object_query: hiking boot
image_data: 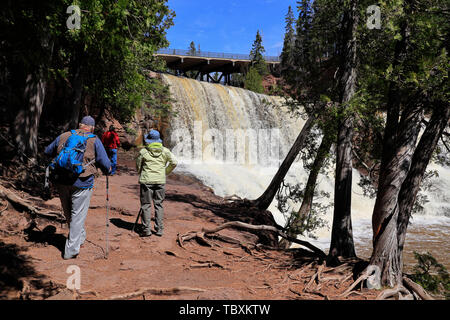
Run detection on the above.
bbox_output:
[63,253,79,260]
[154,230,163,237]
[139,232,152,238]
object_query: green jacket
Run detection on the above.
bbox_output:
[136,142,177,184]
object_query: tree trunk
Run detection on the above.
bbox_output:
[252,116,314,210]
[368,104,424,287]
[396,104,450,270]
[365,11,425,287]
[329,114,356,259]
[328,0,358,262]
[13,71,47,160]
[12,33,53,161]
[279,133,332,248]
[65,63,84,131]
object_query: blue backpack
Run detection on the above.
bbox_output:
[50,130,96,176]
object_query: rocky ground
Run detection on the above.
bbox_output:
[0,150,380,301]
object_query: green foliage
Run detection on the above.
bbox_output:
[412,170,439,214]
[230,73,244,88]
[410,251,450,299]
[249,30,269,76]
[280,5,296,78]
[244,67,264,93]
[1,0,175,124]
[275,181,330,239]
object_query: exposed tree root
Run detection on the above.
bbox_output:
[189,260,226,269]
[0,185,65,222]
[107,287,206,300]
[223,194,245,203]
[304,264,324,292]
[402,276,434,300]
[338,268,370,298]
[177,221,326,258]
[0,200,8,215]
[376,284,413,300]
[339,266,436,300]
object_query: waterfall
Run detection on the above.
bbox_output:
[161,74,450,266]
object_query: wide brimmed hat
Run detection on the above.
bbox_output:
[144,129,162,144]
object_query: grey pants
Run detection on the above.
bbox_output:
[57,184,93,258]
[140,184,165,235]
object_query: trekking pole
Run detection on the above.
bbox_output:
[105,175,109,259]
[132,208,142,233]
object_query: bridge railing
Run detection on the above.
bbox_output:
[156,48,280,62]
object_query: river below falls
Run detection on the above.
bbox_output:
[305,217,450,272]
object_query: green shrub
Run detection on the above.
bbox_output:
[410,251,449,299]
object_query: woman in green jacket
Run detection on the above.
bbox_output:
[136,130,177,237]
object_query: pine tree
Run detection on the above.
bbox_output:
[293,0,313,74]
[280,6,296,81]
[188,41,196,55]
[186,41,198,79]
[244,66,264,93]
[249,30,269,76]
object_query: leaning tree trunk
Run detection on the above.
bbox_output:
[366,14,420,287]
[279,133,332,248]
[253,116,314,210]
[396,104,450,271]
[328,0,358,262]
[368,104,424,287]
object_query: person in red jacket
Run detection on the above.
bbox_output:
[101,125,121,175]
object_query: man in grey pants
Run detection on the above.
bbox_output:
[136,130,177,237]
[45,116,111,259]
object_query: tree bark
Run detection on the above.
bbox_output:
[396,104,450,269]
[328,0,359,261]
[13,71,47,160]
[65,62,84,131]
[368,104,424,286]
[280,133,332,248]
[252,116,314,210]
[12,32,53,160]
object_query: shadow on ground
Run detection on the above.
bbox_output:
[0,241,61,299]
[24,225,66,255]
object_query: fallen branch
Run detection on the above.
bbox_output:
[402,276,435,300]
[178,221,326,258]
[0,186,65,222]
[107,287,206,300]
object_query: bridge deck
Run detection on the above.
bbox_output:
[155,48,280,75]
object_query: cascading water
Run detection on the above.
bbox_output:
[161,74,450,269]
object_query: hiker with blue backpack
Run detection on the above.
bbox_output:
[44,116,111,260]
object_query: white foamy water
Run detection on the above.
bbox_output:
[162,74,450,268]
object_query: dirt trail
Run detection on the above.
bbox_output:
[0,150,378,300]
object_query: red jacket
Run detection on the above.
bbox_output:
[101,130,121,149]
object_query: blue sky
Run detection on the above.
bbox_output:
[165,0,297,57]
